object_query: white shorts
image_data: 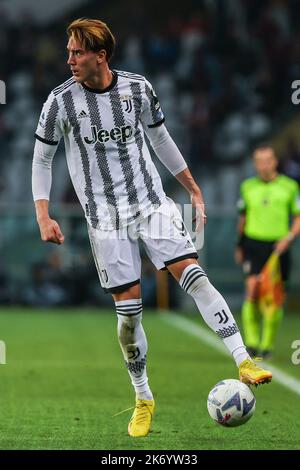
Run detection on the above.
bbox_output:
[88,197,198,293]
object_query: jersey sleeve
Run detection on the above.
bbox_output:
[34,91,63,146]
[144,124,187,176]
[32,139,56,201]
[290,182,300,215]
[141,78,165,128]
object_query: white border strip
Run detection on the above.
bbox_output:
[162,313,300,396]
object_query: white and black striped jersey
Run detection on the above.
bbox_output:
[34,70,168,230]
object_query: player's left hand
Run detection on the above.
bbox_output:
[191,191,207,232]
[275,237,291,255]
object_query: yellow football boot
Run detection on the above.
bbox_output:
[239,359,272,385]
[128,399,155,437]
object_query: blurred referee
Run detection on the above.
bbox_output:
[236,144,300,358]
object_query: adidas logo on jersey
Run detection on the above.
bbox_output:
[84,124,134,145]
[78,110,88,119]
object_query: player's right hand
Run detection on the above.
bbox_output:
[38,217,65,245]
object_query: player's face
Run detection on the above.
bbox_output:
[67,38,101,84]
[253,149,278,179]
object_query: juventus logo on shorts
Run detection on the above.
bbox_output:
[100,269,108,284]
[121,95,133,113]
[173,219,187,237]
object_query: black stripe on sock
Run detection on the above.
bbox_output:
[181,267,200,290]
[116,303,142,309]
[116,305,142,312]
[116,310,143,317]
[184,273,206,293]
[182,267,205,290]
[116,306,143,313]
[116,304,142,310]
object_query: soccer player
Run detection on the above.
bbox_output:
[236,144,300,358]
[32,18,272,438]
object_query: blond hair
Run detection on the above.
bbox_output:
[67,18,116,62]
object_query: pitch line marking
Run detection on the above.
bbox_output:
[161,312,300,396]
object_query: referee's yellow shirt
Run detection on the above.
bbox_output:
[237,175,300,241]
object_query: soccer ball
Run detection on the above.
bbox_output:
[207,379,256,427]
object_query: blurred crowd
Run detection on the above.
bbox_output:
[1,0,300,306]
[1,0,300,203]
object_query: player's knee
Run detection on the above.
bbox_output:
[180,264,211,295]
[119,313,141,329]
[117,313,142,344]
[189,275,215,297]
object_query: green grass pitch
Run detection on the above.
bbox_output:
[0,308,299,450]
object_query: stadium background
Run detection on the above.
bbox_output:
[1,0,300,309]
[0,0,300,451]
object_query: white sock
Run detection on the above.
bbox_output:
[180,265,250,367]
[232,347,251,367]
[115,299,153,401]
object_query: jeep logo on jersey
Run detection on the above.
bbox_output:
[84,125,133,145]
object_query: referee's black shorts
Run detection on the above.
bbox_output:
[240,236,291,281]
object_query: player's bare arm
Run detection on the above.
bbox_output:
[35,199,65,245]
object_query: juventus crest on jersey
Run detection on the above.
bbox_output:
[35,70,167,230]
